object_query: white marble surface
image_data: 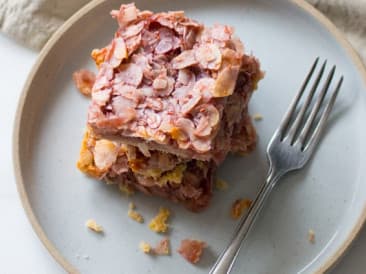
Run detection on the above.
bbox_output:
[1,33,365,274]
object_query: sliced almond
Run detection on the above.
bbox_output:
[213,65,240,97]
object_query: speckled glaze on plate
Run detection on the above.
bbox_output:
[13,0,366,273]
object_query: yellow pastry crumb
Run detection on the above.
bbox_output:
[132,165,164,179]
[308,229,315,244]
[148,207,171,233]
[139,241,152,253]
[127,202,144,223]
[231,199,252,220]
[128,210,144,223]
[156,164,186,186]
[119,184,135,196]
[85,219,103,233]
[253,113,263,121]
[215,178,228,190]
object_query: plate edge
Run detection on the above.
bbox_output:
[12,0,366,273]
[289,2,366,273]
[12,0,107,273]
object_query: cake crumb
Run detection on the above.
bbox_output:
[215,178,228,190]
[85,219,103,233]
[149,207,171,233]
[73,69,95,96]
[128,203,144,223]
[308,229,315,244]
[139,238,170,256]
[139,241,152,254]
[178,239,207,264]
[253,113,263,121]
[129,202,136,210]
[153,238,170,255]
[231,199,252,220]
[119,183,135,196]
[104,177,115,185]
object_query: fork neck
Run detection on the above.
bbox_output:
[266,167,285,187]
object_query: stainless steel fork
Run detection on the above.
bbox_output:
[210,58,344,274]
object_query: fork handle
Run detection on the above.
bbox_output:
[209,170,283,274]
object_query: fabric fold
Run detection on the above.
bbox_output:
[308,0,366,61]
[0,0,89,50]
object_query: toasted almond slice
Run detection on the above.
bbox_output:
[195,43,222,70]
[181,95,202,115]
[93,140,118,170]
[213,65,240,97]
[171,50,197,69]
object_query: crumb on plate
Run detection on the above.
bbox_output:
[153,238,170,255]
[72,69,95,96]
[253,113,263,121]
[128,203,144,223]
[231,199,252,220]
[149,207,171,233]
[215,178,228,190]
[119,183,135,196]
[104,177,115,185]
[178,239,207,264]
[139,238,170,256]
[129,202,136,210]
[139,241,152,254]
[85,219,103,233]
[308,229,315,244]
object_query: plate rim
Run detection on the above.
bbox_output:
[12,0,366,273]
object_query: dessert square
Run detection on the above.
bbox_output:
[87,3,263,164]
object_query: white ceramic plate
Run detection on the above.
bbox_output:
[14,0,366,273]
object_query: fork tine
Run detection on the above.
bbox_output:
[278,57,319,139]
[303,76,343,151]
[287,60,327,144]
[297,65,336,146]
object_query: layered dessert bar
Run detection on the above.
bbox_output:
[78,127,213,211]
[87,3,262,163]
[77,3,263,211]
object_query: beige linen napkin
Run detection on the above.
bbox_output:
[0,0,89,49]
[0,0,365,62]
[308,0,366,61]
